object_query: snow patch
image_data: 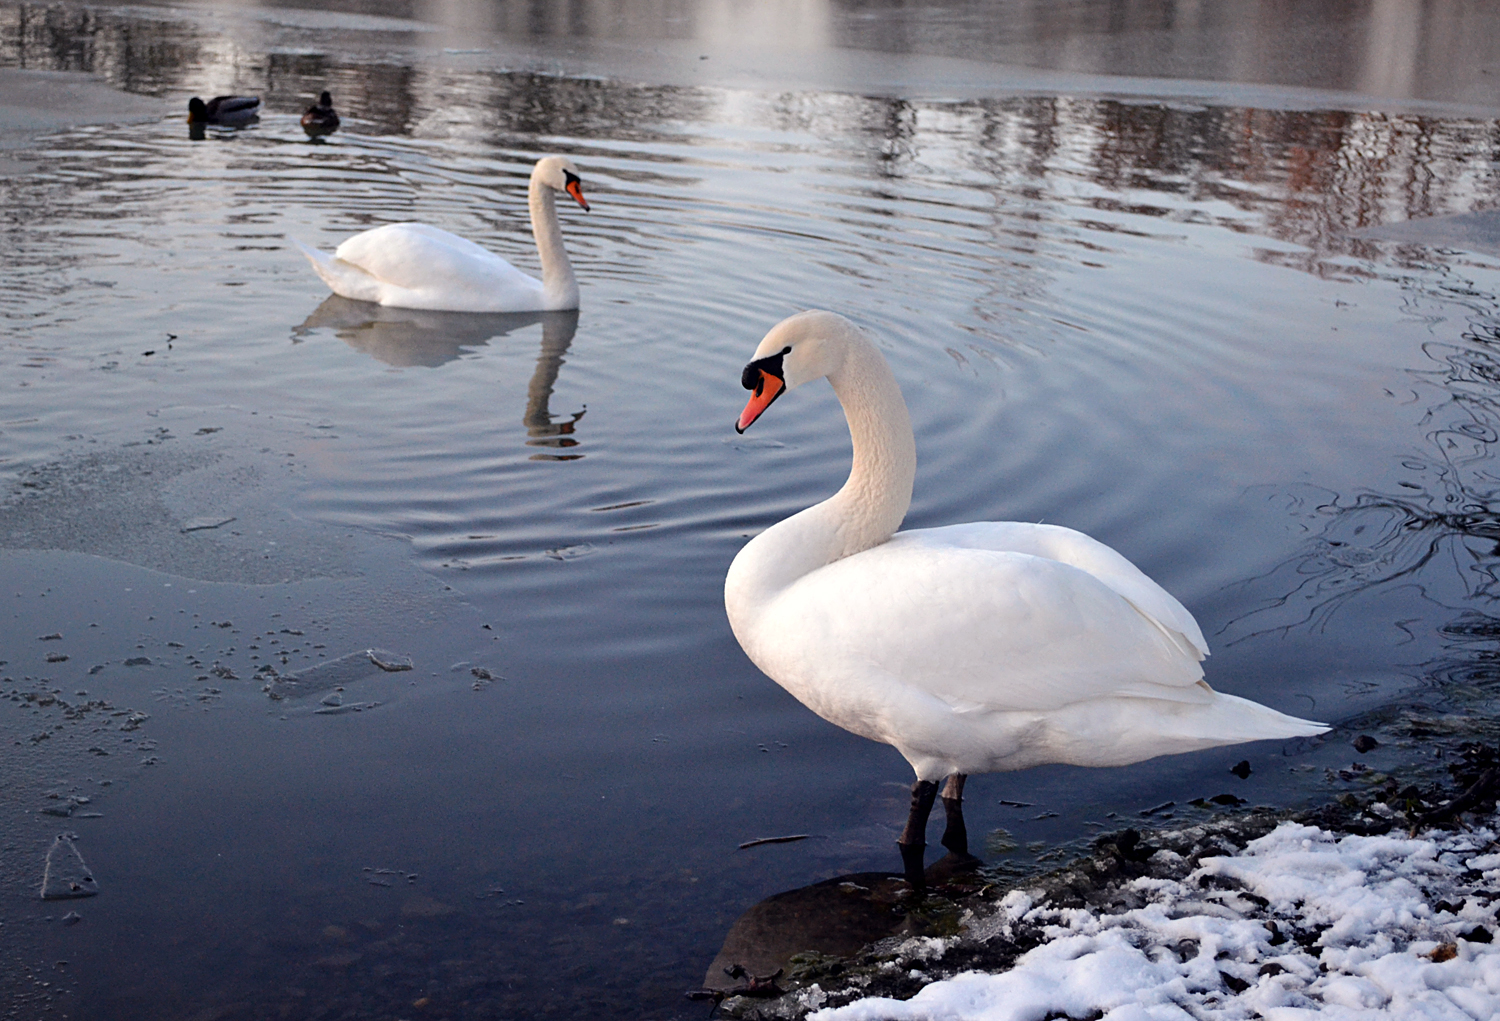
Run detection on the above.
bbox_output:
[812,819,1500,1021]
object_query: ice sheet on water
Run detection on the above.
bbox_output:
[1352,210,1500,257]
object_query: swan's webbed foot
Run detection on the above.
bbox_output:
[897,779,939,891]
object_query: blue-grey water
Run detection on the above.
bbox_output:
[3,2,1500,1018]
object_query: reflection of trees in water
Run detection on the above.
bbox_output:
[458,70,712,143]
[989,98,1500,266]
[826,0,1500,102]
[0,2,206,93]
[263,51,421,136]
[0,3,714,137]
[5,1,1496,251]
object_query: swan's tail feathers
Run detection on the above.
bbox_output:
[1209,692,1329,742]
[1051,692,1330,769]
[290,237,381,304]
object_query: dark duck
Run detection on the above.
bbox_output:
[186,95,261,126]
[301,91,340,137]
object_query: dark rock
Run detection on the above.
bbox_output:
[1462,925,1493,944]
[701,872,914,993]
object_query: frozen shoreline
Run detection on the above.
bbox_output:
[714,753,1500,1020]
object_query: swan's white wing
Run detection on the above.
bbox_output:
[896,521,1209,660]
[293,237,388,303]
[332,223,545,309]
[757,540,1209,716]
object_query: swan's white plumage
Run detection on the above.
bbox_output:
[725,310,1326,782]
[294,156,586,313]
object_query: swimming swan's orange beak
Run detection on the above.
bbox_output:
[736,371,785,433]
[566,179,590,211]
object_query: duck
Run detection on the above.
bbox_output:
[725,310,1329,890]
[301,90,339,137]
[292,156,589,312]
[186,95,261,125]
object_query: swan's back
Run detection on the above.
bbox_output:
[897,521,1208,659]
[331,223,544,311]
[745,523,1210,720]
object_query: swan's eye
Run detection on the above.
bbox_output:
[742,346,791,392]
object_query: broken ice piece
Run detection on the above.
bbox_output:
[180,516,236,533]
[62,911,82,925]
[42,835,99,899]
[366,649,412,672]
[265,650,405,700]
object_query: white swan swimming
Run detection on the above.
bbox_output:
[725,310,1328,887]
[293,156,589,312]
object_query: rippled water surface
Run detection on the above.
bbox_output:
[3,2,1500,1018]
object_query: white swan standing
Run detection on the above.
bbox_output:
[725,310,1328,888]
[293,156,589,312]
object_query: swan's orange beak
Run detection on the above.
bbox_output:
[737,371,784,433]
[566,179,590,211]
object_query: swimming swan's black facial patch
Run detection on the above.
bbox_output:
[741,346,792,394]
[561,169,590,211]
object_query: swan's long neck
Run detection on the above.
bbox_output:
[823,334,916,561]
[528,178,578,311]
[728,327,916,615]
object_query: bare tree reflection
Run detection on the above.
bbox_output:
[293,299,585,458]
[1224,309,1500,655]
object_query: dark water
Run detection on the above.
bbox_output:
[2,2,1500,1018]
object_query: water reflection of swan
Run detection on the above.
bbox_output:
[292,300,584,455]
[292,156,590,312]
[727,311,1327,890]
[520,311,586,459]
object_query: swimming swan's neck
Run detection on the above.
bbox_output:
[529,178,578,311]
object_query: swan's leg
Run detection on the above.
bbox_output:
[897,779,939,889]
[939,774,969,856]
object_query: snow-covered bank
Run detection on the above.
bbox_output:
[712,751,1500,1021]
[811,820,1500,1020]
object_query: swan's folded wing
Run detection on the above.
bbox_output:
[334,223,539,295]
[763,542,1210,715]
[895,522,1209,660]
